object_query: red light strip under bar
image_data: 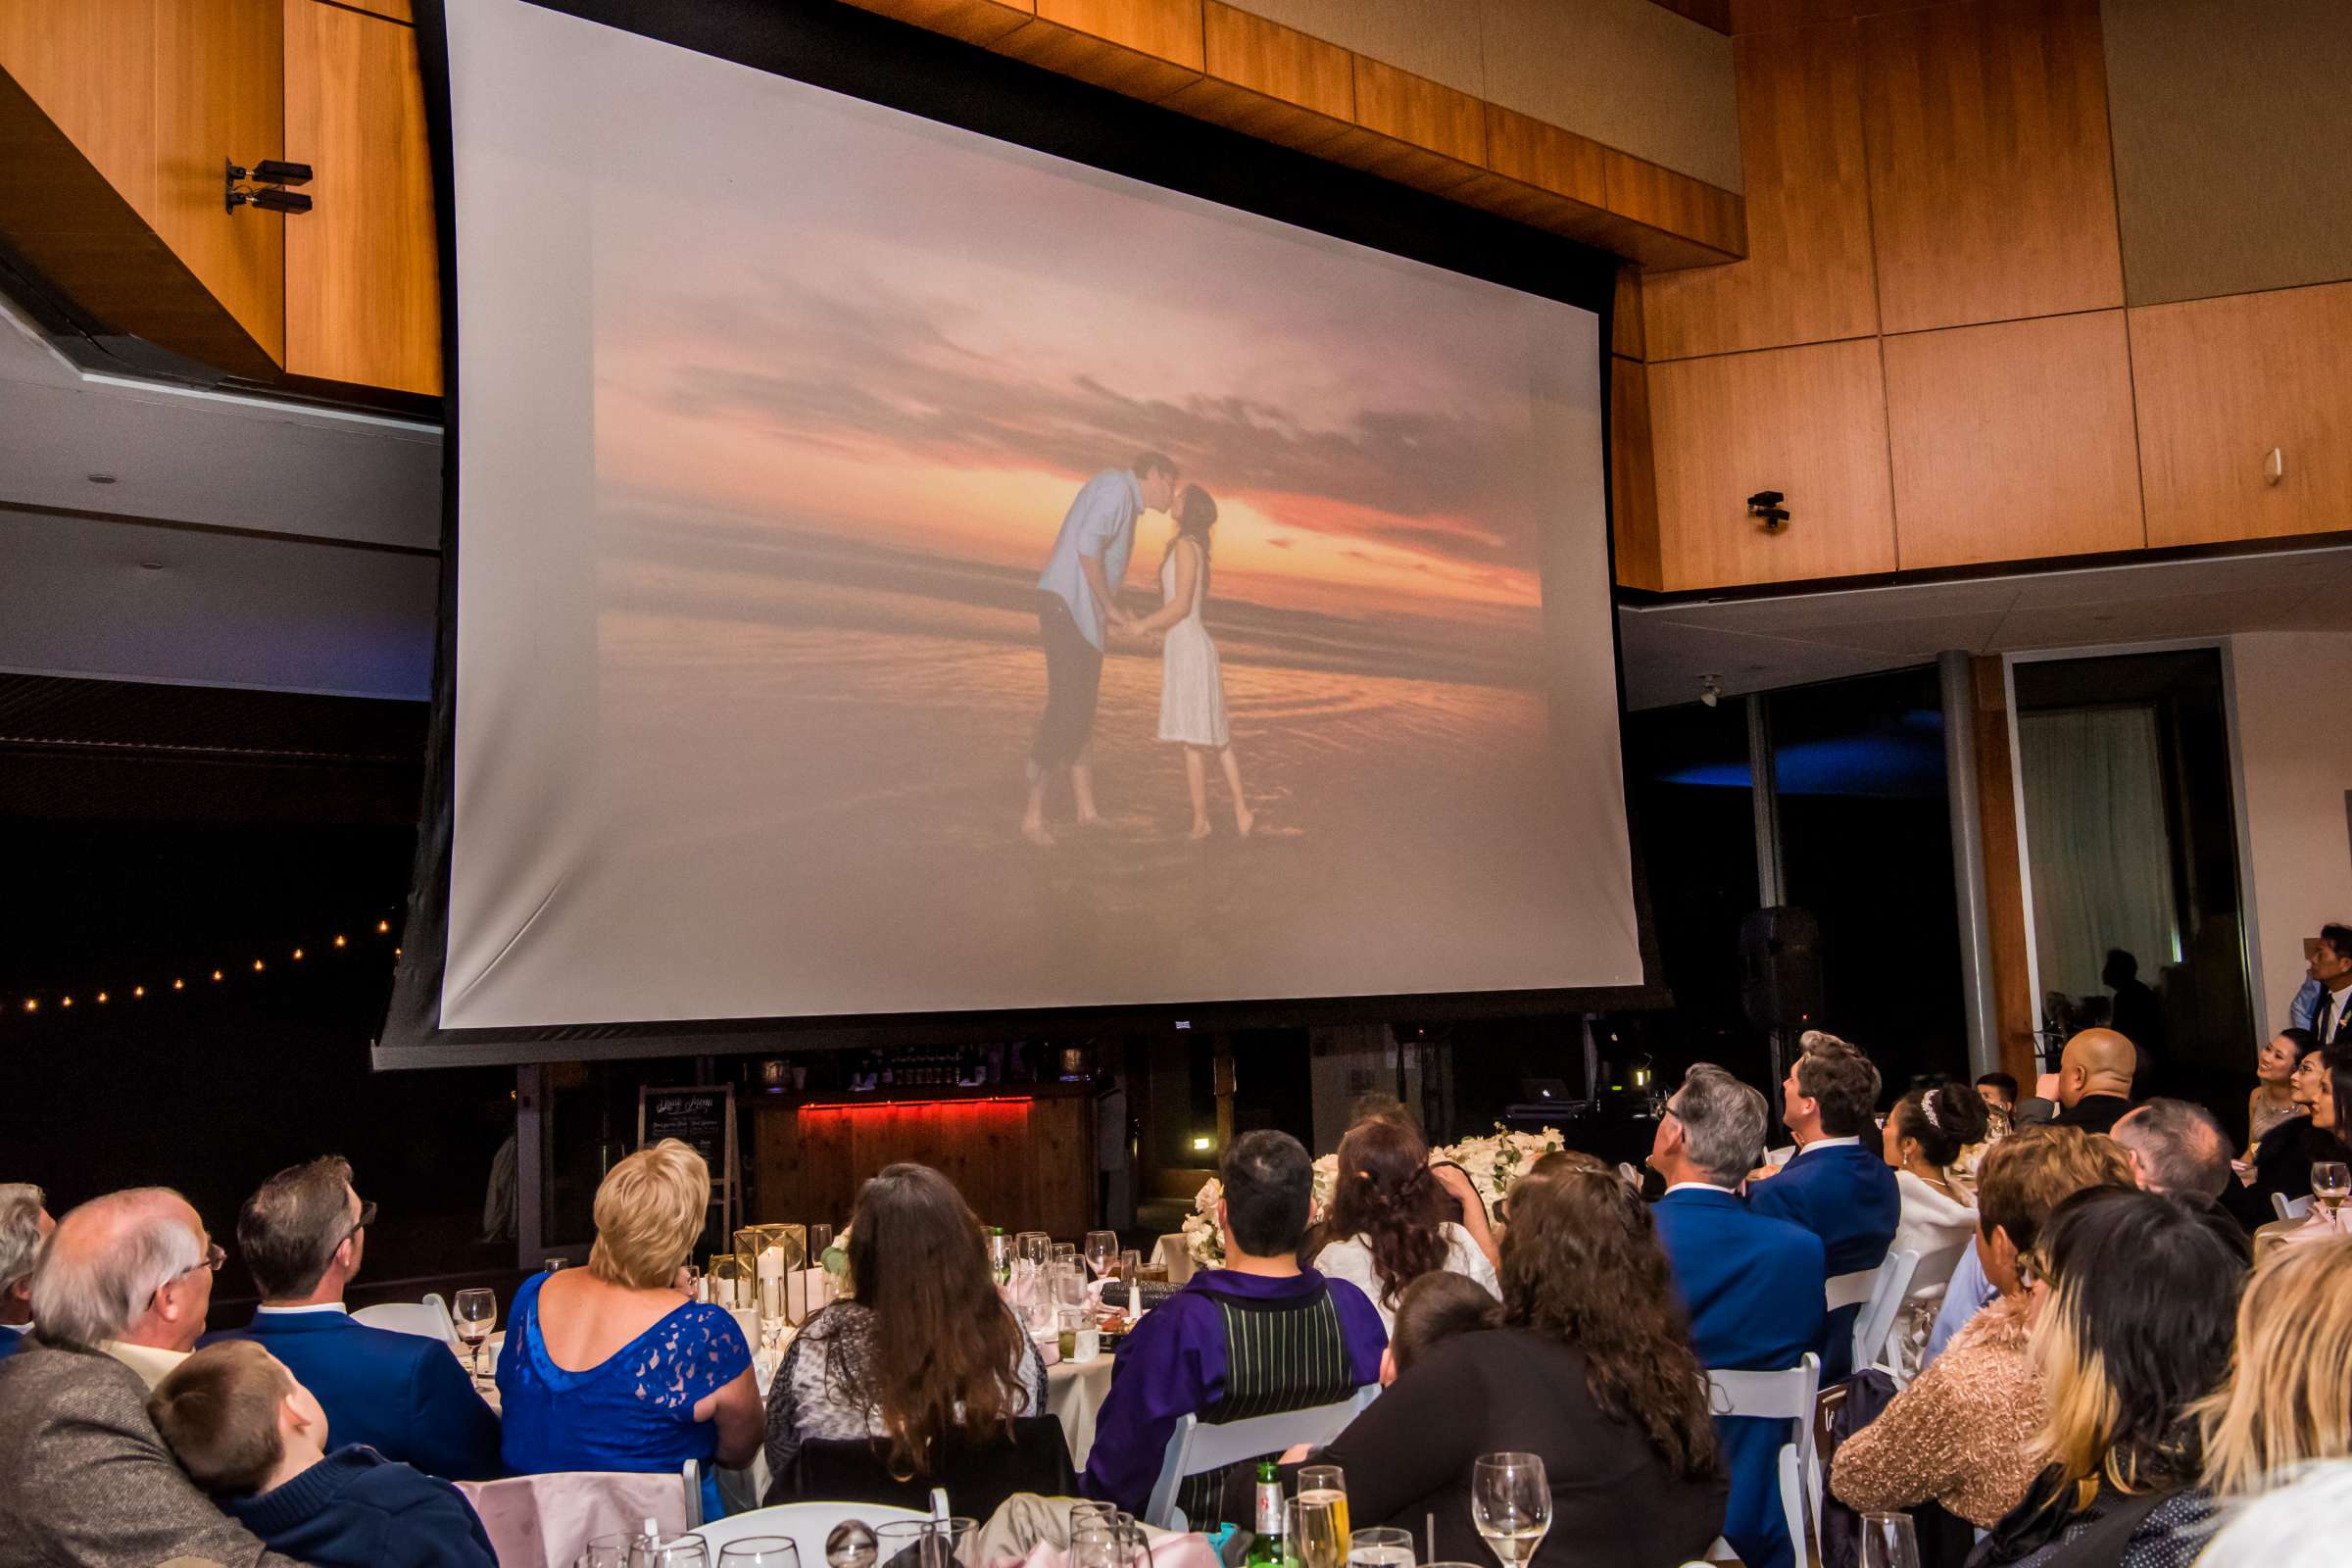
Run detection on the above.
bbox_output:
[795,1096,1036,1113]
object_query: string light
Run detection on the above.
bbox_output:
[7,912,401,1018]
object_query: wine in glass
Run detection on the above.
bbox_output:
[2314,1160,2351,1224]
[1347,1527,1415,1568]
[1469,1452,1549,1568]
[1086,1230,1119,1280]
[1298,1463,1350,1546]
[1288,1494,1348,1568]
[453,1288,497,1383]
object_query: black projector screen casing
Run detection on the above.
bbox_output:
[377,0,1666,1068]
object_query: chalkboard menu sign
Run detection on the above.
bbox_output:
[637,1084,738,1244]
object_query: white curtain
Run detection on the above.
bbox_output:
[2018,707,2180,1006]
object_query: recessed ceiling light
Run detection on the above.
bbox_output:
[86,473,119,484]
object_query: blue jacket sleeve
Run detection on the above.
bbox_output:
[404,1340,509,1481]
[391,1477,500,1568]
[1081,1299,1216,1513]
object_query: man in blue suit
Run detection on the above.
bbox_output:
[1650,1065,1825,1568]
[1748,1031,1899,1382]
[204,1157,503,1480]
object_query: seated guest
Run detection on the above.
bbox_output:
[1976,1072,2019,1129]
[2047,1028,2137,1134]
[1378,1269,1497,1387]
[1748,1030,1899,1380]
[2248,1029,2312,1155]
[207,1156,504,1480]
[0,1183,52,1360]
[1345,1097,1496,1263]
[150,1339,495,1568]
[2259,1045,2352,1251]
[1083,1130,1385,1523]
[2247,1034,2349,1212]
[1289,1163,1727,1568]
[1310,1118,1498,1337]
[763,1162,1046,1493]
[496,1139,758,1519]
[1832,1126,2134,1533]
[1648,1063,1823,1568]
[2194,1459,2352,1568]
[2310,922,2352,1046]
[2111,1100,2246,1240]
[0,1188,298,1565]
[1881,1080,1986,1374]
[2193,1238,2352,1498]
[1972,1189,2245,1567]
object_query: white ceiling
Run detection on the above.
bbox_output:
[1619,545,2352,710]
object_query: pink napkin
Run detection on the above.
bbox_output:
[985,1533,1220,1568]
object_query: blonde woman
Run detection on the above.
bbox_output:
[496,1139,760,1517]
[1970,1188,2246,1567]
[2195,1239,2352,1497]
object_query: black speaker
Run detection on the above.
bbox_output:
[1740,906,1823,1032]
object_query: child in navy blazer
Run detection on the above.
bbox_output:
[150,1340,496,1568]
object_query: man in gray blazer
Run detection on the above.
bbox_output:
[0,1188,305,1567]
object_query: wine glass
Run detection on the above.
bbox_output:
[453,1288,496,1382]
[1288,1494,1348,1568]
[1469,1452,1549,1568]
[1016,1230,1052,1269]
[1298,1464,1349,1545]
[630,1534,710,1568]
[1086,1230,1119,1280]
[1348,1528,1414,1568]
[580,1534,636,1568]
[718,1539,800,1568]
[1859,1513,1922,1568]
[2313,1160,2350,1223]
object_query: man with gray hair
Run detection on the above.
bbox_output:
[0,1189,297,1565]
[2113,1100,2248,1242]
[1646,1064,1827,1568]
[0,1183,52,1361]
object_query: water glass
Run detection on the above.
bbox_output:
[1858,1513,1921,1568]
[630,1534,710,1568]
[717,1539,801,1568]
[1348,1528,1414,1568]
[876,1517,976,1568]
[1016,1230,1052,1268]
[453,1289,496,1382]
[1469,1453,1549,1568]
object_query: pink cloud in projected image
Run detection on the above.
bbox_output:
[591,68,1580,629]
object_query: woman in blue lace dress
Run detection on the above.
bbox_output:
[497,1139,760,1518]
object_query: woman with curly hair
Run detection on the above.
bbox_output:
[1310,1118,1497,1335]
[1290,1162,1725,1568]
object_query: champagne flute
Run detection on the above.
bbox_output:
[1288,1494,1348,1568]
[1298,1463,1349,1546]
[453,1288,496,1383]
[1086,1230,1119,1280]
[1469,1453,1549,1568]
[1859,1513,1922,1568]
[2312,1160,2350,1223]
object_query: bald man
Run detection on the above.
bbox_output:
[2051,1028,2138,1135]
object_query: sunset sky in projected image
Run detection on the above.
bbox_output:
[590,56,1585,629]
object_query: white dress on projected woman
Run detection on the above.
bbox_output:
[1156,540,1230,748]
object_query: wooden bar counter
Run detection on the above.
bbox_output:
[749,1083,1097,1241]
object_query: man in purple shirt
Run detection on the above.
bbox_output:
[1083,1131,1386,1523]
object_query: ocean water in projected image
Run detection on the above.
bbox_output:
[588,498,1586,1010]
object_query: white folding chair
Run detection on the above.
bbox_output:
[1706,1352,1820,1567]
[1846,1250,1919,1377]
[454,1466,698,1568]
[352,1292,461,1350]
[1143,1386,1379,1530]
[2276,1192,2312,1223]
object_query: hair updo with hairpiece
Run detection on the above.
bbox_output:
[1896,1078,1990,1168]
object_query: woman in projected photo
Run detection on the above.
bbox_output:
[1135,484,1254,840]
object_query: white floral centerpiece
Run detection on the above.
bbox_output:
[1181,1126,1566,1269]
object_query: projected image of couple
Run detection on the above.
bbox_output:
[1023,451,1252,848]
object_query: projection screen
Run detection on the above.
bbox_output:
[383,0,1647,1058]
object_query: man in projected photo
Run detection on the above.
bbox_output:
[1022,451,1179,846]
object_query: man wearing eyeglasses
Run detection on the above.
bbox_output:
[0,1187,302,1565]
[206,1155,506,1481]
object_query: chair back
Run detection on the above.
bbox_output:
[1908,1238,1970,1298]
[695,1499,940,1561]
[1849,1250,1920,1373]
[2276,1192,2313,1224]
[353,1293,460,1350]
[1143,1386,1378,1530]
[781,1417,1077,1523]
[1707,1352,1821,1568]
[454,1466,695,1568]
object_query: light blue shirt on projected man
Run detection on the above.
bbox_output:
[1036,468,1143,651]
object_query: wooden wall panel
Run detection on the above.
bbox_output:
[1336,54,1486,192]
[1859,0,2123,333]
[996,0,1204,99]
[283,0,440,394]
[1602,149,1744,258]
[853,0,1034,47]
[756,1098,1094,1239]
[1884,312,2142,570]
[1162,3,1353,153]
[1642,19,1875,361]
[1480,0,1742,193]
[1646,337,1895,589]
[2131,282,2352,549]
[1610,357,1664,590]
[1230,0,1486,96]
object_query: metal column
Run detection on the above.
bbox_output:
[1747,695,1788,1087]
[1939,651,2001,1079]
